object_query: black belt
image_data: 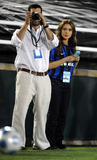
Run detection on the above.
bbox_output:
[18,68,48,76]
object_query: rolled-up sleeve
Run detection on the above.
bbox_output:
[46,33,59,50]
[11,29,22,48]
[51,33,59,47]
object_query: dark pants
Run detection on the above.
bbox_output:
[46,78,70,147]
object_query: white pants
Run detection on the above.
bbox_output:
[12,71,51,150]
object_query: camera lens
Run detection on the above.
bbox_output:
[32,12,40,20]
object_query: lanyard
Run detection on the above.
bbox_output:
[62,46,69,71]
[27,27,43,48]
[62,46,73,71]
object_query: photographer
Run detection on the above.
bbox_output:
[11,4,59,150]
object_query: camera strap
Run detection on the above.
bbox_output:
[27,26,43,48]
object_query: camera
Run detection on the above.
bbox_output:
[32,12,40,20]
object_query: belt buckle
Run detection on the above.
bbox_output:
[34,72,38,76]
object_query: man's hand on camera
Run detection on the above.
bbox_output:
[38,12,47,26]
[25,11,32,25]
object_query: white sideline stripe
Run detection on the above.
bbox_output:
[0,39,97,52]
[0,20,97,33]
[76,46,97,52]
[0,20,23,26]
[0,40,11,45]
[63,140,97,145]
[50,25,97,33]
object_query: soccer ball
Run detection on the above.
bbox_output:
[0,126,22,154]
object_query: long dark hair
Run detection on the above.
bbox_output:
[55,18,77,55]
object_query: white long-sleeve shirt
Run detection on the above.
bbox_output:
[11,26,59,72]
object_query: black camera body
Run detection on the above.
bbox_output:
[32,12,40,20]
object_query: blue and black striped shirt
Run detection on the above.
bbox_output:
[48,45,75,82]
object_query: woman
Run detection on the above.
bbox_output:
[46,18,80,149]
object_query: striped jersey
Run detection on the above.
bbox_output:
[48,45,75,82]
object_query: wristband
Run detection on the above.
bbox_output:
[44,25,49,29]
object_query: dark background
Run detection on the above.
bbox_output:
[0,0,97,69]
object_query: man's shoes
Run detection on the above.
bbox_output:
[33,146,58,150]
[33,146,50,150]
[33,146,40,150]
[21,146,26,150]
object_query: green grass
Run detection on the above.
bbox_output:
[0,147,97,160]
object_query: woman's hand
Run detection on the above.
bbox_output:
[66,55,80,62]
[74,55,80,62]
